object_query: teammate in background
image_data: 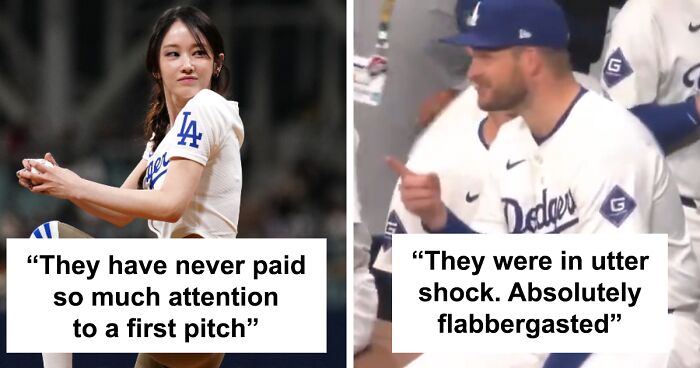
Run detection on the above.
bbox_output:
[601,0,700,259]
[600,1,700,366]
[18,6,242,368]
[390,0,700,366]
[554,0,626,76]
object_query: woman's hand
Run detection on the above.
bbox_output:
[17,152,60,190]
[19,155,84,200]
[42,152,59,167]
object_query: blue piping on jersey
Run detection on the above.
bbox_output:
[542,353,591,368]
[533,87,588,145]
[630,95,700,151]
[477,117,490,150]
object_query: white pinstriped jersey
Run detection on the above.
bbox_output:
[142,89,244,238]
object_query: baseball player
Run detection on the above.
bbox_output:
[377,83,598,273]
[375,0,611,273]
[599,1,700,366]
[601,0,700,263]
[390,0,700,366]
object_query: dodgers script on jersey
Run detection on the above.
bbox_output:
[142,89,245,238]
[601,0,700,201]
[375,87,489,272]
[470,89,700,312]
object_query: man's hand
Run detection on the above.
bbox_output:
[386,156,448,230]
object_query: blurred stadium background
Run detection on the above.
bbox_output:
[0,0,346,366]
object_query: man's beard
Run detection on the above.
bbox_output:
[478,82,527,112]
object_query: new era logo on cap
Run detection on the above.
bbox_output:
[519,29,532,39]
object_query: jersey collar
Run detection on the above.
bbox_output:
[533,86,587,145]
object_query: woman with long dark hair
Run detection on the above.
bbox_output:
[18,5,242,368]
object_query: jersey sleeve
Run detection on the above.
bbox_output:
[600,1,662,107]
[573,146,657,233]
[574,144,700,310]
[649,154,700,310]
[573,138,686,236]
[168,91,238,165]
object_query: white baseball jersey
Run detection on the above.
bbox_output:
[142,89,244,238]
[375,73,596,272]
[470,89,700,311]
[374,86,489,272]
[601,0,700,200]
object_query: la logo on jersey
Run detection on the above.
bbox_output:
[502,189,578,233]
[177,111,203,148]
[144,151,170,189]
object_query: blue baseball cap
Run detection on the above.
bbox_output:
[443,0,569,50]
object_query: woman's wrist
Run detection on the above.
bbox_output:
[70,177,88,201]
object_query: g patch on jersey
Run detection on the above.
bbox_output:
[383,210,407,251]
[599,185,637,227]
[603,48,634,88]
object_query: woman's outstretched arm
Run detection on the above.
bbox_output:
[21,156,203,223]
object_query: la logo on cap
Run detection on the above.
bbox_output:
[519,29,532,39]
[467,1,481,27]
